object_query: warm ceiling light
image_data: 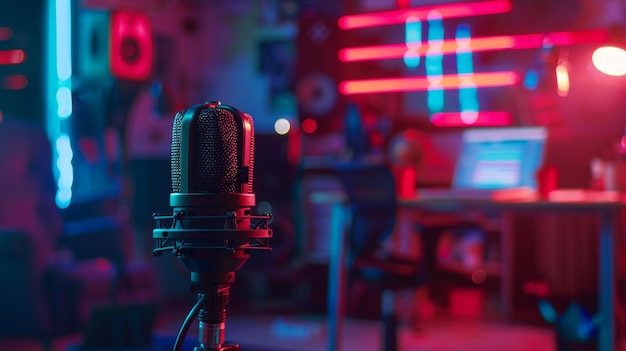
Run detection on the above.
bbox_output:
[592,46,626,76]
[592,25,626,77]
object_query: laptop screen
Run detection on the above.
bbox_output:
[452,127,547,190]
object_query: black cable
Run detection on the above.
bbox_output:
[173,293,206,351]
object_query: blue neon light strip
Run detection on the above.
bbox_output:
[56,0,72,122]
[426,11,444,114]
[403,17,422,69]
[56,86,72,118]
[55,134,73,206]
[456,23,479,123]
[400,9,494,125]
[46,0,73,208]
[56,0,71,81]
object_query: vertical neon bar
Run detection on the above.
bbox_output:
[426,11,444,114]
[56,0,71,82]
[46,1,58,150]
[48,0,73,208]
[46,0,60,206]
[456,23,479,124]
[404,16,422,69]
[55,134,74,206]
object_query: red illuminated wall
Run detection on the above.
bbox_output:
[336,0,609,128]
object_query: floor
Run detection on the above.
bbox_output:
[150,297,559,351]
[0,306,567,351]
[0,296,565,351]
[152,314,557,351]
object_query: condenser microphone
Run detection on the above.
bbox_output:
[153,101,271,351]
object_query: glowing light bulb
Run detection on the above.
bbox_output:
[274,118,291,135]
[592,46,626,76]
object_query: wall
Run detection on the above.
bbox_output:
[148,0,298,133]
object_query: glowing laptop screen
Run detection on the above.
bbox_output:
[452,127,547,190]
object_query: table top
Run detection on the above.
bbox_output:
[399,188,626,212]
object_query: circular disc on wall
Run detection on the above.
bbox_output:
[296,72,338,116]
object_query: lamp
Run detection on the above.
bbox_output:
[592,25,626,76]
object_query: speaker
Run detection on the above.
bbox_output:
[109,11,153,81]
[295,15,345,134]
[78,10,111,79]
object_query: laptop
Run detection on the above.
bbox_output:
[418,127,547,200]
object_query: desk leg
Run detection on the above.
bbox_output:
[599,209,616,351]
[328,204,347,351]
[501,211,515,320]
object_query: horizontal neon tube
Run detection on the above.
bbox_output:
[430,111,512,126]
[339,71,519,95]
[338,0,511,30]
[0,49,25,65]
[339,30,608,62]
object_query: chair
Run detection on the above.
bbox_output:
[0,228,130,349]
[331,162,424,351]
[53,205,160,332]
[0,227,160,351]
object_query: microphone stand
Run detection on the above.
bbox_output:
[188,273,238,351]
[154,211,272,351]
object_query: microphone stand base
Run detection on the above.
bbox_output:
[193,343,240,351]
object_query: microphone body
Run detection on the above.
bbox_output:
[168,101,255,284]
[153,101,271,351]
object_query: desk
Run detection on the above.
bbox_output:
[399,196,624,351]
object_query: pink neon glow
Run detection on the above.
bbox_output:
[0,49,25,65]
[339,71,519,95]
[338,0,511,30]
[338,30,608,62]
[514,29,609,48]
[0,27,12,41]
[430,111,512,126]
[396,0,411,8]
[2,74,28,90]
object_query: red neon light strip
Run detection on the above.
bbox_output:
[339,30,608,62]
[0,27,12,41]
[430,111,512,126]
[2,74,28,90]
[0,49,25,65]
[339,71,519,95]
[338,0,511,30]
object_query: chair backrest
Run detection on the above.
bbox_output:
[333,163,397,261]
[0,229,52,338]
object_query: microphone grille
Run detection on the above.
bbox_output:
[171,104,254,194]
[171,109,185,193]
[194,107,239,193]
[245,112,255,193]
